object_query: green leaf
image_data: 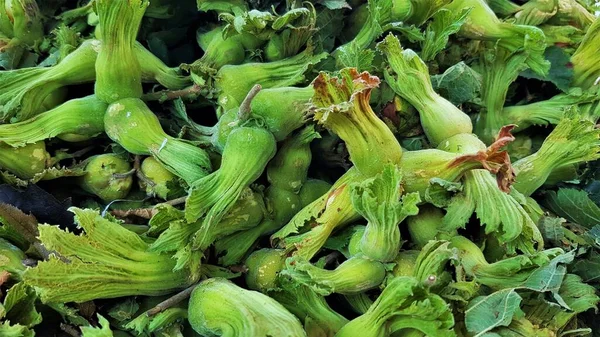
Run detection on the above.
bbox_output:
[272,8,311,30]
[431,62,482,105]
[412,241,456,290]
[465,289,523,336]
[107,298,140,322]
[2,282,42,328]
[317,0,351,10]
[351,165,420,261]
[126,307,187,335]
[0,45,26,70]
[81,314,114,337]
[314,8,344,52]
[388,294,456,337]
[201,264,242,279]
[47,303,90,326]
[384,22,425,43]
[442,192,475,232]
[584,225,600,248]
[538,216,566,246]
[520,46,574,92]
[445,170,542,253]
[196,0,247,13]
[520,250,574,303]
[23,208,192,303]
[335,43,376,72]
[424,178,463,208]
[0,321,34,337]
[146,204,185,237]
[0,203,40,246]
[420,8,471,62]
[572,249,600,284]
[543,188,600,229]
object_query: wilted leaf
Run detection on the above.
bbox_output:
[0,184,74,230]
[0,204,39,245]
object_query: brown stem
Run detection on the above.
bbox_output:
[110,196,188,220]
[147,283,199,316]
[237,84,262,122]
[142,84,202,102]
[112,168,136,179]
[134,155,156,188]
[163,196,187,206]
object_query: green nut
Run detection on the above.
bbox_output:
[245,248,287,292]
[0,141,49,179]
[139,157,178,199]
[79,154,133,202]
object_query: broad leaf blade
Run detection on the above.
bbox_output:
[543,188,600,229]
[465,289,522,336]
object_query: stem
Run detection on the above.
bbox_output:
[237,84,262,122]
[147,283,199,316]
[163,196,187,206]
[112,168,136,179]
[141,84,202,102]
[109,196,188,220]
[133,155,156,188]
[61,323,80,337]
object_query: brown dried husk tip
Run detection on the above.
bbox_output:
[311,68,403,177]
[450,125,516,192]
[311,68,381,109]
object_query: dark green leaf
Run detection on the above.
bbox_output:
[432,62,482,105]
[573,249,600,284]
[538,216,566,246]
[107,298,140,322]
[465,289,523,336]
[543,188,600,229]
[3,283,42,328]
[315,8,344,52]
[520,46,574,92]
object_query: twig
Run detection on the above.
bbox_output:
[142,84,202,102]
[163,196,187,206]
[134,155,156,188]
[230,265,249,273]
[237,84,262,122]
[109,196,188,220]
[60,323,80,337]
[33,242,52,261]
[147,284,199,316]
[110,208,156,219]
[112,168,136,179]
[322,251,341,265]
